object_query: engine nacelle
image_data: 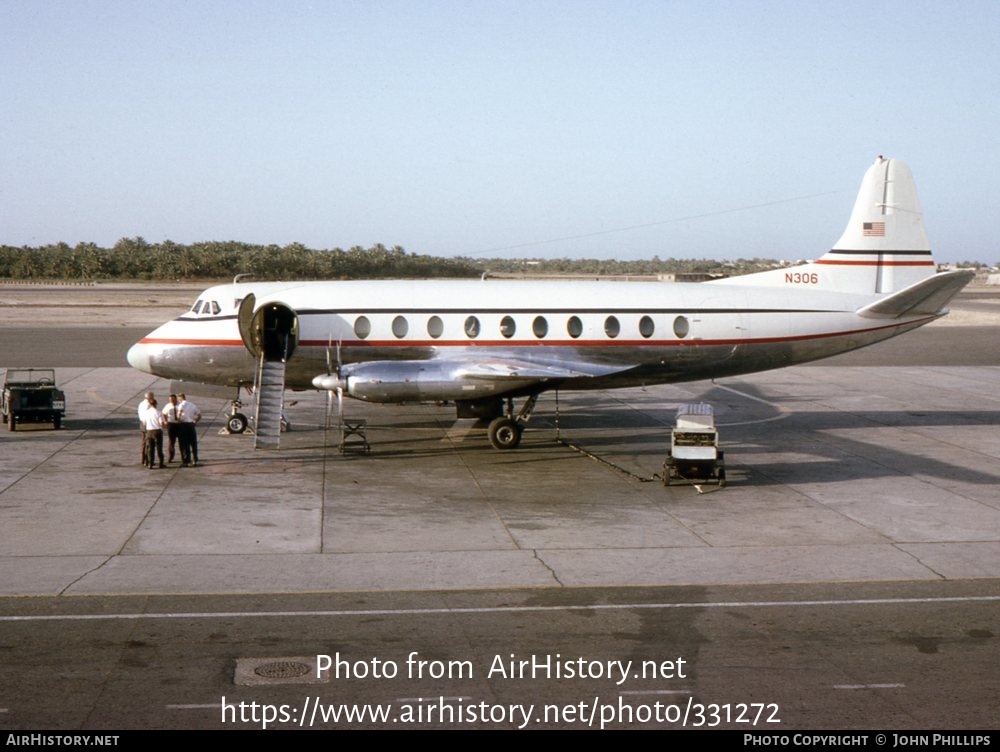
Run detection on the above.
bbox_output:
[339,360,468,402]
[313,360,542,403]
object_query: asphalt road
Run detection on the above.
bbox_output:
[0,328,146,367]
[1,581,996,729]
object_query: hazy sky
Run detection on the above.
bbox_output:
[3,0,998,262]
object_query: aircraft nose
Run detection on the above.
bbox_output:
[126,342,151,373]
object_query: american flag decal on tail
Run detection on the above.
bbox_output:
[863,221,886,237]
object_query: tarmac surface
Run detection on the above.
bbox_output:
[2,284,998,596]
[2,360,998,596]
[0,283,998,728]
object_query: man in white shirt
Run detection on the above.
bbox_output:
[137,392,153,467]
[177,394,201,467]
[162,394,181,464]
[142,398,165,469]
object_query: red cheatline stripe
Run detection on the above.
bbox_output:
[139,338,244,346]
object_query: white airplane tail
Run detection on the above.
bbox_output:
[824,156,935,293]
[727,157,937,295]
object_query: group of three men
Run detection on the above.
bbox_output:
[138,392,201,468]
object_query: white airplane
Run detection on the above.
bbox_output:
[127,157,973,449]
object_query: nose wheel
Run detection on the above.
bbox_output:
[222,389,250,435]
[227,411,249,434]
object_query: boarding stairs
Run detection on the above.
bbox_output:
[253,357,286,450]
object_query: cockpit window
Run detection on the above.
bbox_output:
[189,299,221,316]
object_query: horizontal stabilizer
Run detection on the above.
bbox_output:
[856,270,974,319]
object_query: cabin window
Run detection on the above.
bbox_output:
[354,316,371,339]
[392,315,409,338]
[639,315,654,338]
[532,316,548,338]
[673,315,690,339]
[567,316,583,339]
[500,316,516,338]
[604,315,620,338]
[464,316,481,339]
[427,315,444,339]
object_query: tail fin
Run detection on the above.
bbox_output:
[822,156,935,293]
[723,157,937,295]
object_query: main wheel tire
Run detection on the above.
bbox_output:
[53,415,61,430]
[487,416,522,450]
[8,412,15,431]
[227,413,248,434]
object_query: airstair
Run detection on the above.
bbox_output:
[253,357,286,449]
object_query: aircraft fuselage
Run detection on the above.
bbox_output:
[127,277,937,402]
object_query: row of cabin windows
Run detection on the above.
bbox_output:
[352,314,691,340]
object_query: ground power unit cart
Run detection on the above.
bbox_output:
[663,403,725,487]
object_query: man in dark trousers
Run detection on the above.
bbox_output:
[142,398,165,469]
[137,391,153,467]
[162,394,181,463]
[177,393,201,466]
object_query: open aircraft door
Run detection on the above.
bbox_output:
[236,294,298,363]
[229,294,299,439]
[237,293,259,357]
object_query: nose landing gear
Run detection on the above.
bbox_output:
[227,405,249,434]
[223,386,251,435]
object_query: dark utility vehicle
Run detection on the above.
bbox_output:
[1,369,66,430]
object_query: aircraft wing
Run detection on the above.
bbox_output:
[453,355,634,381]
[316,354,638,401]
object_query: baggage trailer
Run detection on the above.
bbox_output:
[663,403,725,487]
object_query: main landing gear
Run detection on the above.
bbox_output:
[487,395,538,450]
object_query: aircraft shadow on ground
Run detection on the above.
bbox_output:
[535,401,1000,487]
